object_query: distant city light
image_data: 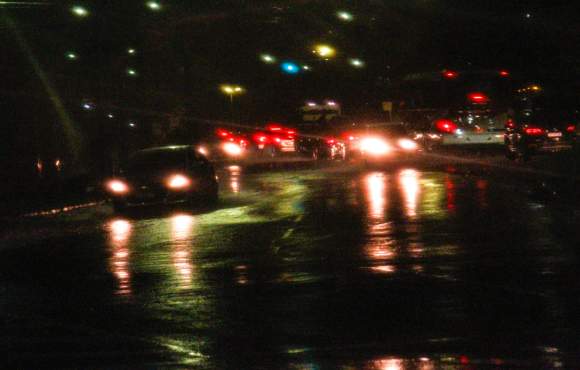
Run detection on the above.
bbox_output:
[281,61,300,74]
[66,52,78,60]
[326,100,337,106]
[525,12,532,19]
[349,58,365,68]
[107,113,114,119]
[82,102,93,110]
[146,1,161,11]
[306,101,317,107]
[337,11,354,21]
[260,54,276,64]
[313,44,336,59]
[127,48,136,55]
[127,68,138,76]
[302,65,311,71]
[71,5,89,17]
[128,122,136,128]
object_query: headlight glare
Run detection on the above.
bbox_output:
[107,180,129,194]
[167,174,191,189]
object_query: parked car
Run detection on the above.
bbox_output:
[105,145,218,211]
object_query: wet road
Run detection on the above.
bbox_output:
[2,159,580,369]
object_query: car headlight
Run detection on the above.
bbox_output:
[107,180,129,194]
[222,142,243,156]
[398,138,418,151]
[360,137,391,155]
[167,174,191,189]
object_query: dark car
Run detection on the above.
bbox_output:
[105,145,218,211]
[505,102,578,161]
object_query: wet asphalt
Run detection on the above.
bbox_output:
[1,154,580,369]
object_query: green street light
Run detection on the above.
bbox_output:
[337,11,354,21]
[146,1,162,11]
[349,58,365,68]
[260,54,276,64]
[71,5,89,17]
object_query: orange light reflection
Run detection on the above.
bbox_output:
[171,214,194,288]
[399,169,420,218]
[107,219,132,296]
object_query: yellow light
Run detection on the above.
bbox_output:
[108,180,129,194]
[313,44,336,58]
[167,174,191,189]
[220,84,244,95]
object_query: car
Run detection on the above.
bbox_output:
[390,70,513,151]
[505,107,577,161]
[251,123,297,157]
[342,123,421,161]
[105,145,218,211]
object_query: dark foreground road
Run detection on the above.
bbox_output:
[2,156,580,369]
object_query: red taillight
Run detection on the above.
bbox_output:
[566,125,576,133]
[506,118,515,129]
[499,70,510,77]
[442,70,458,79]
[326,138,336,145]
[467,92,489,104]
[524,126,544,136]
[266,124,282,132]
[435,119,457,134]
[216,128,231,138]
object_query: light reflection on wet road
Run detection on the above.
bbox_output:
[1,162,580,369]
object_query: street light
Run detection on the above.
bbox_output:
[71,5,89,17]
[313,44,336,59]
[127,48,136,55]
[146,1,162,11]
[66,52,78,60]
[260,54,276,64]
[337,11,354,21]
[349,58,365,68]
[127,68,138,77]
[281,61,300,74]
[220,84,245,121]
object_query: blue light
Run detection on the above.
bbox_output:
[281,62,300,74]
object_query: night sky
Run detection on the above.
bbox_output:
[1,1,578,177]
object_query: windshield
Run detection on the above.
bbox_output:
[127,149,187,173]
